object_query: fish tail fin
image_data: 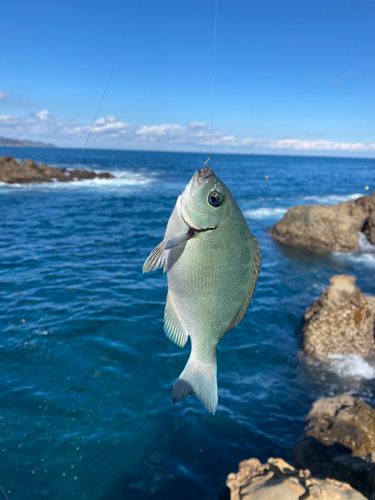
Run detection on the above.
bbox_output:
[171,355,218,414]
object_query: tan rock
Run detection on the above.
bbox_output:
[0,155,114,184]
[364,211,375,246]
[270,191,375,251]
[304,395,375,456]
[270,204,362,252]
[226,457,366,499]
[293,395,375,497]
[302,275,375,357]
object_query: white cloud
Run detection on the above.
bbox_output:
[34,110,54,121]
[0,110,375,154]
[0,90,9,102]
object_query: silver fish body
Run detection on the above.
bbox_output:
[143,167,261,413]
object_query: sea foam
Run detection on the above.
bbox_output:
[327,354,375,380]
[243,207,287,219]
[332,251,375,268]
[243,193,364,221]
[302,193,363,204]
[0,170,153,191]
[359,232,375,252]
[331,233,375,268]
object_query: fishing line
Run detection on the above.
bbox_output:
[68,0,139,189]
[353,0,375,11]
[208,0,218,159]
[0,484,10,500]
[77,39,125,167]
[67,38,125,191]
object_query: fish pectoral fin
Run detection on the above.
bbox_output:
[164,294,188,348]
[142,241,165,274]
[164,229,193,250]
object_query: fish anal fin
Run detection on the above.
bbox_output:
[228,234,262,330]
[142,241,165,274]
[164,294,188,348]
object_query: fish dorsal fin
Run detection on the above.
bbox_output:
[228,234,262,330]
[164,294,189,348]
[142,241,165,274]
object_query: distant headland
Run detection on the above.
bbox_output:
[0,155,114,184]
[0,136,57,148]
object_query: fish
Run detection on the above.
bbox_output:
[143,166,261,414]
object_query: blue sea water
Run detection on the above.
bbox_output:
[1,147,375,500]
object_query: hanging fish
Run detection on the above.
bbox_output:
[143,166,261,414]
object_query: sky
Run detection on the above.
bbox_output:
[1,0,375,156]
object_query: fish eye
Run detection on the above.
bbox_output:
[208,191,222,207]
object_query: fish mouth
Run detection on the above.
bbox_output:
[196,167,214,185]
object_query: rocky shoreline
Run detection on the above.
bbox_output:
[227,455,368,499]
[270,191,375,252]
[0,155,114,184]
[225,275,375,499]
[226,395,375,499]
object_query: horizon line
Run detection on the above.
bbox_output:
[0,144,375,162]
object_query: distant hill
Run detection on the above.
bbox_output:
[0,136,57,148]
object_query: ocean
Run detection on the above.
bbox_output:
[1,147,375,500]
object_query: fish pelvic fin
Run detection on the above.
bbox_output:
[164,294,188,348]
[142,241,165,274]
[171,355,218,414]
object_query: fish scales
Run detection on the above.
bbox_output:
[167,222,254,358]
[143,166,261,413]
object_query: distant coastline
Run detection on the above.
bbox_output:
[0,136,57,148]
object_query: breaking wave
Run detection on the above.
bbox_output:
[331,252,375,268]
[243,207,287,219]
[327,354,375,381]
[0,169,153,191]
[302,193,363,204]
[359,232,375,252]
[242,192,365,220]
[332,232,375,268]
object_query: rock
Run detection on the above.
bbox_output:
[270,204,362,251]
[270,191,375,251]
[226,457,366,499]
[295,395,375,460]
[302,275,375,357]
[293,395,375,498]
[0,155,114,184]
[363,212,375,247]
[330,455,375,499]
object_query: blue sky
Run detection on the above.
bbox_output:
[1,0,375,156]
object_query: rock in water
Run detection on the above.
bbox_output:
[270,204,363,251]
[0,155,114,184]
[294,395,375,460]
[302,275,375,358]
[293,395,375,498]
[337,192,375,247]
[226,457,366,499]
[270,191,375,251]
[143,166,261,414]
